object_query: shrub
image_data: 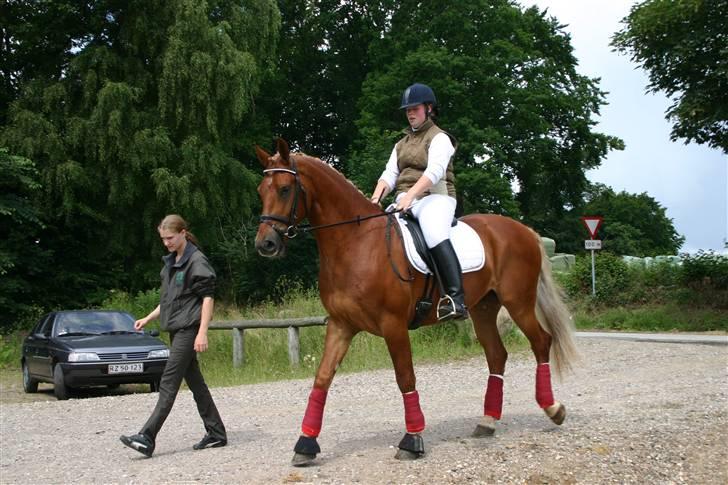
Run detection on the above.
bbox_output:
[100,289,161,319]
[561,252,634,305]
[681,251,728,290]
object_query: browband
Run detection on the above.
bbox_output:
[263,168,297,175]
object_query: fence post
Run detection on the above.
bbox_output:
[287,326,300,367]
[232,328,245,367]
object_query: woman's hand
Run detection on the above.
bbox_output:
[396,192,415,212]
[194,332,209,353]
[134,317,149,331]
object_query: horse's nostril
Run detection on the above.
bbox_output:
[256,236,280,257]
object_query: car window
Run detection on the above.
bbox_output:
[38,315,54,337]
[55,312,137,336]
[31,314,49,335]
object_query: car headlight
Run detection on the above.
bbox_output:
[68,352,100,362]
[148,349,169,359]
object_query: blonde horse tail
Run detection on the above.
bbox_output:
[534,238,580,378]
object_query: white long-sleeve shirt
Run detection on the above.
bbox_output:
[378,132,456,191]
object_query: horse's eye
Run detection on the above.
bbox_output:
[279,186,291,198]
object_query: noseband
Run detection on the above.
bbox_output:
[259,158,309,239]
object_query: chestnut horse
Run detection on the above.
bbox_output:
[255,139,578,465]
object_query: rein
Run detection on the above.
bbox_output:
[260,161,402,238]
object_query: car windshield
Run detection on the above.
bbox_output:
[54,312,138,337]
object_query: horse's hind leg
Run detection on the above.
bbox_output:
[504,299,566,426]
[470,292,507,437]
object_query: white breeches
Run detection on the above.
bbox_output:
[396,193,457,248]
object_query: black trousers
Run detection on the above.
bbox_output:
[141,326,226,441]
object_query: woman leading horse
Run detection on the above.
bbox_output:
[254,96,578,467]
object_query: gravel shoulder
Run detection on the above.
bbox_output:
[1,338,726,484]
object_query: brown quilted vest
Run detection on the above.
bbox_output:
[394,119,457,198]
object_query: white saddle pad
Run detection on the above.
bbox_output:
[395,213,485,275]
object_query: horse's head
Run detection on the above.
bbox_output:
[254,138,308,258]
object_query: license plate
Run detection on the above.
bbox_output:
[108,363,144,374]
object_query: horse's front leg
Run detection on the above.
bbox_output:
[384,327,426,460]
[292,319,355,467]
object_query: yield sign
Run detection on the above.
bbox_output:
[580,216,603,239]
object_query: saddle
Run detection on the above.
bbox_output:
[396,212,485,329]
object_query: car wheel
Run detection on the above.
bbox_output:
[150,379,161,393]
[53,363,69,400]
[22,362,38,393]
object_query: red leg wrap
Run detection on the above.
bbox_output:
[301,388,327,437]
[484,375,504,419]
[403,391,426,433]
[536,363,555,408]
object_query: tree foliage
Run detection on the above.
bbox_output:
[612,0,728,152]
[0,149,47,324]
[1,0,280,323]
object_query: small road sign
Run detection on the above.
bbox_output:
[580,216,603,239]
[585,239,602,250]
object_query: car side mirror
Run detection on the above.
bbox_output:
[145,329,160,337]
[34,333,47,339]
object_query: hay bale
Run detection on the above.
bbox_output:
[541,237,556,258]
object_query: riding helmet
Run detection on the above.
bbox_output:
[400,83,437,109]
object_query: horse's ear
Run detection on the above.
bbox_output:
[255,145,272,168]
[276,138,290,166]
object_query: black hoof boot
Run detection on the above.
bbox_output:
[292,435,320,467]
[395,433,425,460]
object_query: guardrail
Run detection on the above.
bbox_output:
[209,317,327,367]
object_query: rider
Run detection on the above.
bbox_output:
[370,83,467,321]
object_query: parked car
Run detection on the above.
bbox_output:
[22,310,169,400]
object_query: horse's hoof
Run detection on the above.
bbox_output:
[472,415,497,437]
[292,435,320,466]
[396,432,425,460]
[395,448,423,460]
[544,402,566,425]
[291,452,317,467]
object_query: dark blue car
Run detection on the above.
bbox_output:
[22,310,169,400]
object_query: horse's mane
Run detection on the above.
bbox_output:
[291,152,369,200]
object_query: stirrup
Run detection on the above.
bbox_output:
[436,295,468,321]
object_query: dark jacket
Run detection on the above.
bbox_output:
[159,242,216,332]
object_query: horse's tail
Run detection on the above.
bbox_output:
[534,237,579,378]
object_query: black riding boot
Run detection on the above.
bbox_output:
[430,239,468,321]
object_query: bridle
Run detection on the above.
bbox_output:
[259,158,402,239]
[259,157,310,239]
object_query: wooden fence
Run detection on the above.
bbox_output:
[209,317,327,367]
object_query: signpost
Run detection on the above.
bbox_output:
[580,216,603,296]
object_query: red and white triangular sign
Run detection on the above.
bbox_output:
[580,216,603,239]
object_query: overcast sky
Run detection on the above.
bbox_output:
[519,0,727,253]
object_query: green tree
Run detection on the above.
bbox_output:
[253,0,386,164]
[581,184,684,256]
[612,0,728,152]
[348,0,623,232]
[2,1,281,311]
[0,149,48,325]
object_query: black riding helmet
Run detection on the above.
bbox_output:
[400,83,437,110]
